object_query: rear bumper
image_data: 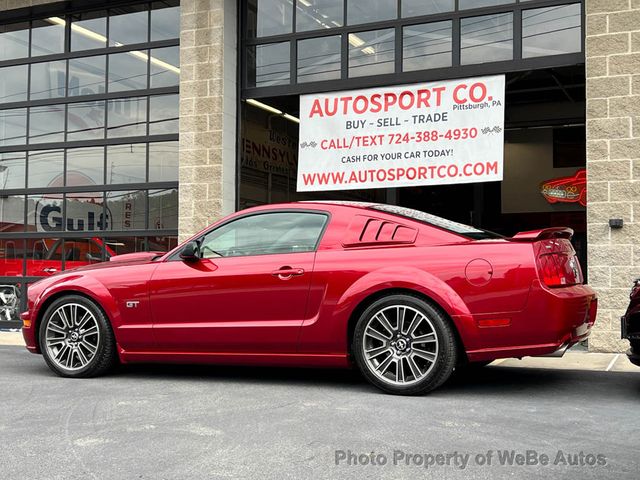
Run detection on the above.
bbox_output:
[467,282,597,362]
[621,312,640,366]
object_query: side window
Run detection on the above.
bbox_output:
[199,212,327,258]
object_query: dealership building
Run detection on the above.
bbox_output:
[0,0,636,352]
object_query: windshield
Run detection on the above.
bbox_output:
[369,205,503,240]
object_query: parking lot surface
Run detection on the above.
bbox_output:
[1,345,638,480]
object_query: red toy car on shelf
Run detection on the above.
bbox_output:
[21,202,597,395]
[540,168,587,207]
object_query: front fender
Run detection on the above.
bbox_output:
[31,274,124,350]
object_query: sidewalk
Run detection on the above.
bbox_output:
[1,330,637,372]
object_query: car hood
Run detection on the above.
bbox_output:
[72,251,165,272]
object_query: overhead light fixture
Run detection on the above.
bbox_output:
[283,113,300,123]
[246,99,300,124]
[46,17,180,74]
[246,98,283,115]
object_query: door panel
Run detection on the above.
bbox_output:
[149,252,316,353]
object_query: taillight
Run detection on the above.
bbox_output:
[537,253,582,288]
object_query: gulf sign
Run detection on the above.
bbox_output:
[297,75,505,192]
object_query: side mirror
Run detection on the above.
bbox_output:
[180,241,200,262]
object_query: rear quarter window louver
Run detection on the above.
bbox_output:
[342,215,417,247]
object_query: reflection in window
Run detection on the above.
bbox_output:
[65,192,106,232]
[109,6,149,46]
[108,51,149,92]
[0,197,26,234]
[149,189,178,230]
[31,19,65,56]
[348,0,396,25]
[403,21,452,72]
[461,13,513,65]
[459,0,513,9]
[149,141,178,182]
[0,23,29,61]
[68,56,107,96]
[0,65,28,103]
[27,195,63,232]
[66,147,105,186]
[296,0,343,32]
[107,190,146,230]
[150,46,180,88]
[149,94,179,135]
[248,0,293,37]
[107,143,147,184]
[151,2,180,41]
[0,152,26,189]
[0,108,27,147]
[28,150,63,188]
[349,29,395,78]
[522,4,581,58]
[402,0,454,17]
[71,12,107,51]
[249,42,290,87]
[29,105,66,144]
[107,97,148,138]
[30,61,66,100]
[298,35,341,83]
[67,101,106,141]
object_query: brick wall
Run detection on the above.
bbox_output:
[178,0,236,242]
[586,0,639,352]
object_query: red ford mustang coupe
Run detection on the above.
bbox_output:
[21,202,597,395]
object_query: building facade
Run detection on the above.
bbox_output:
[0,0,636,352]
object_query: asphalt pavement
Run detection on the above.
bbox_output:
[1,344,638,480]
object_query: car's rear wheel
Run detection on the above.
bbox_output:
[352,294,458,395]
[38,295,116,378]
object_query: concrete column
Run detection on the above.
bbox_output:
[178,0,236,242]
[586,0,639,352]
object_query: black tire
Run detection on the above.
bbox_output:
[38,295,117,378]
[352,294,458,395]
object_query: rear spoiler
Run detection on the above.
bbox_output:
[510,227,574,242]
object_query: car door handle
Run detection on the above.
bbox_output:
[271,267,305,280]
[43,268,57,274]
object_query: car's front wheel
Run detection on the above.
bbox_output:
[38,295,116,377]
[352,294,458,395]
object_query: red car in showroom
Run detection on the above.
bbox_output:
[21,202,597,395]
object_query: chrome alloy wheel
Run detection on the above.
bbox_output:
[362,305,439,386]
[44,303,100,371]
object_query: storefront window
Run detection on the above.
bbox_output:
[149,94,179,135]
[459,0,513,9]
[0,108,27,147]
[67,101,106,141]
[27,150,63,188]
[347,0,396,25]
[29,105,65,144]
[0,152,26,189]
[349,29,395,78]
[248,0,293,37]
[149,141,178,182]
[66,147,105,186]
[106,190,147,230]
[461,12,513,65]
[109,6,149,46]
[249,42,290,87]
[0,23,29,61]
[401,0,453,17]
[151,1,180,41]
[109,51,149,92]
[522,4,581,58]
[65,192,106,232]
[68,56,107,97]
[296,0,343,32]
[403,21,452,72]
[70,12,107,51]
[30,60,66,100]
[107,97,148,138]
[31,19,65,56]
[0,65,28,103]
[298,35,342,83]
[107,143,147,184]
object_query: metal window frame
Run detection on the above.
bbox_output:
[240,0,584,99]
[0,1,180,282]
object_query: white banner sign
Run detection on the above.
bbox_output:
[297,75,505,192]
